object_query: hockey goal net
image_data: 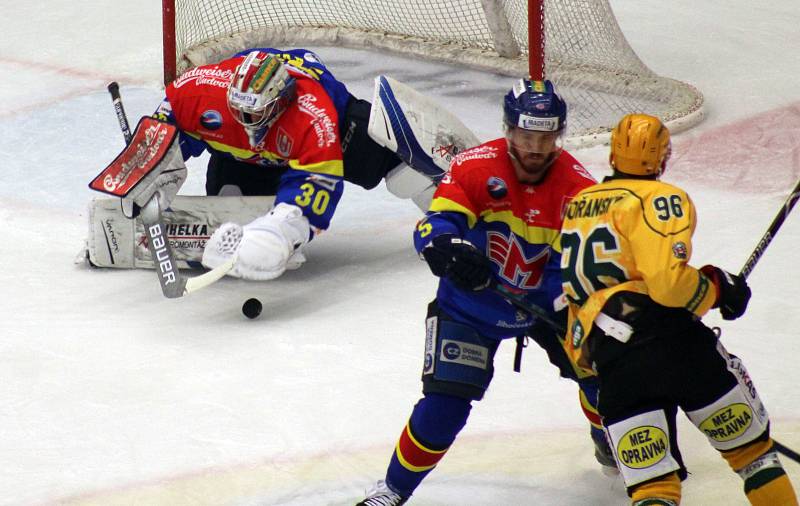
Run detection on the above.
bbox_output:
[162,0,704,146]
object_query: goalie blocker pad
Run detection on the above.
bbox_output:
[89,117,180,199]
[86,195,275,269]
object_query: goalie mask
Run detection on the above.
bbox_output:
[502,79,567,184]
[610,113,672,178]
[227,51,297,147]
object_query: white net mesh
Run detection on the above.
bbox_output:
[170,0,704,146]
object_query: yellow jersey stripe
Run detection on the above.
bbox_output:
[187,134,344,177]
[481,209,562,252]
[429,197,477,227]
[429,199,562,251]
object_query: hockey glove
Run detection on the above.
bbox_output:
[700,265,751,320]
[421,234,492,291]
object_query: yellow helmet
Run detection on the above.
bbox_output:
[609,114,671,177]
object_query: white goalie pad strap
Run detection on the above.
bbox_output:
[685,382,769,451]
[86,195,275,269]
[605,409,680,487]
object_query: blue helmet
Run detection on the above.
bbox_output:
[503,79,567,133]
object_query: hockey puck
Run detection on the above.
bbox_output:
[242,298,262,319]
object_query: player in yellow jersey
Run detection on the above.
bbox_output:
[560,114,798,506]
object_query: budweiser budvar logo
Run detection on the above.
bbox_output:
[297,93,337,148]
[103,124,169,192]
[173,66,234,89]
[453,145,498,166]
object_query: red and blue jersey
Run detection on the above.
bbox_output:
[154,49,352,232]
[413,138,596,339]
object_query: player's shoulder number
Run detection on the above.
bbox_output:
[651,193,684,221]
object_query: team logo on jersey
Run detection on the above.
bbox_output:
[672,241,688,260]
[199,110,223,130]
[487,231,550,288]
[276,126,294,157]
[487,176,508,199]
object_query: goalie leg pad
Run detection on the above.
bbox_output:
[86,195,277,269]
[385,164,437,211]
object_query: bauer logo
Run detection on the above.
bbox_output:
[699,404,753,443]
[200,110,222,130]
[617,426,668,469]
[440,340,488,369]
[487,176,508,199]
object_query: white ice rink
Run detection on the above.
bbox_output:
[1,1,798,505]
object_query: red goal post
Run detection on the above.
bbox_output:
[162,0,704,147]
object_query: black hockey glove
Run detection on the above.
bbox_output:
[700,265,751,320]
[421,234,493,291]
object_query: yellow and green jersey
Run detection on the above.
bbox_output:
[560,177,717,371]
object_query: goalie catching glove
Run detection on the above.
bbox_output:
[202,202,310,281]
[700,265,751,320]
[421,234,493,291]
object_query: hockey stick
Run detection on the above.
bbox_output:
[106,82,235,298]
[735,178,800,464]
[739,176,800,279]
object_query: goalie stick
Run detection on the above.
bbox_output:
[108,81,133,144]
[102,82,235,298]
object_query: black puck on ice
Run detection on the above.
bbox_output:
[242,298,262,319]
